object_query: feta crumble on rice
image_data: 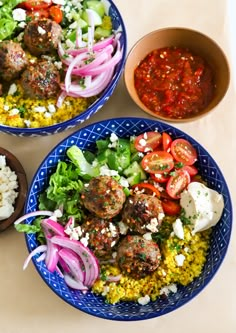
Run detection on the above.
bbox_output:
[160,283,177,296]
[175,254,186,266]
[172,218,184,240]
[0,155,19,220]
[138,294,150,305]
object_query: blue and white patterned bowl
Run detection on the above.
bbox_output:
[24,117,232,320]
[0,1,127,137]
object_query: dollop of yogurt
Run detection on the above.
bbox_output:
[180,182,224,234]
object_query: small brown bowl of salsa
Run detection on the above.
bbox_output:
[124,27,230,122]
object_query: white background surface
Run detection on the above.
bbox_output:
[0,0,235,332]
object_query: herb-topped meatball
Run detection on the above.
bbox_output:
[82,176,126,219]
[21,60,61,99]
[24,18,62,56]
[81,216,120,259]
[116,235,161,279]
[122,193,164,234]
[0,41,28,81]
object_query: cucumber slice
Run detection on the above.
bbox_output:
[82,9,103,26]
[87,0,105,17]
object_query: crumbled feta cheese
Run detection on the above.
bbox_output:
[109,222,117,237]
[146,217,159,232]
[119,176,129,188]
[173,218,184,240]
[138,295,150,305]
[110,132,118,142]
[13,8,26,21]
[175,254,186,266]
[0,156,19,220]
[54,61,63,70]
[139,138,147,147]
[34,106,47,113]
[99,165,119,177]
[48,104,56,113]
[102,285,110,296]
[8,83,17,95]
[18,22,27,29]
[44,112,51,118]
[3,105,9,111]
[52,0,66,5]
[118,221,128,235]
[9,108,19,116]
[37,26,46,35]
[160,283,177,296]
[24,120,31,128]
[143,232,152,240]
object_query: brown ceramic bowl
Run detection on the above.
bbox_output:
[124,27,230,122]
[0,147,28,232]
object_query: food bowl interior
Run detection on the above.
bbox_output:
[124,28,230,122]
[0,0,127,137]
[24,117,232,321]
[0,147,28,232]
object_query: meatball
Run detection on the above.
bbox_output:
[0,41,28,81]
[81,216,120,259]
[24,18,62,56]
[20,60,60,99]
[116,235,161,279]
[82,176,126,219]
[122,193,164,234]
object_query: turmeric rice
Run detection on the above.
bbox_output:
[0,82,96,128]
[92,221,211,304]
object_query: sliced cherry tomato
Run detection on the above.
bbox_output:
[170,138,197,166]
[182,164,198,176]
[141,150,174,174]
[162,132,172,152]
[132,183,161,198]
[26,8,49,19]
[134,131,162,152]
[22,0,52,10]
[49,5,63,24]
[162,199,181,216]
[151,172,170,183]
[166,169,190,199]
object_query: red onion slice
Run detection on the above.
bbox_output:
[51,236,99,287]
[64,273,88,291]
[58,248,85,283]
[23,244,47,270]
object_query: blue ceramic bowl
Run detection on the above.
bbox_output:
[0,1,127,137]
[24,117,232,320]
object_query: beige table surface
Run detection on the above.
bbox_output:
[0,0,235,332]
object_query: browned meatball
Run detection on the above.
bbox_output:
[122,193,164,234]
[116,235,161,279]
[82,176,126,219]
[21,60,60,99]
[24,18,62,56]
[0,41,28,81]
[81,216,120,259]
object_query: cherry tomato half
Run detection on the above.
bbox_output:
[162,132,172,152]
[22,0,52,10]
[182,164,198,177]
[170,138,197,166]
[151,172,170,183]
[134,131,162,152]
[166,169,190,199]
[141,151,174,174]
[26,8,49,19]
[132,182,161,198]
[162,199,181,216]
[49,5,63,24]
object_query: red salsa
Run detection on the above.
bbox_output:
[134,47,215,119]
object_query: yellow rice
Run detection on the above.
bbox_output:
[92,223,211,304]
[0,82,96,128]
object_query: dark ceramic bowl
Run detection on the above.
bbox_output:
[0,147,27,232]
